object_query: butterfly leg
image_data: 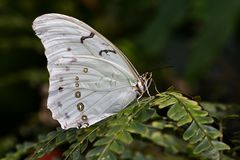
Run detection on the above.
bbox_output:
[137,92,144,102]
[145,78,153,97]
[152,78,160,94]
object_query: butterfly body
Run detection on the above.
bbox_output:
[33,13,151,129]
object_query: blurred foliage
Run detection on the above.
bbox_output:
[0,92,233,160]
[0,0,240,159]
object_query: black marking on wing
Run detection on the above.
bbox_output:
[65,66,70,71]
[59,77,63,82]
[77,122,82,129]
[80,32,95,43]
[101,42,109,46]
[57,101,62,107]
[65,113,70,119]
[58,87,64,92]
[99,49,116,56]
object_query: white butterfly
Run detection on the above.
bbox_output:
[32,13,152,129]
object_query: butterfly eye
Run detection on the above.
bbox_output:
[77,102,84,111]
[75,91,81,98]
[81,115,88,121]
[75,83,79,87]
[83,68,88,73]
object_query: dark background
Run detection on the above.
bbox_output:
[0,0,240,157]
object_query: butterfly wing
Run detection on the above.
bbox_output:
[32,13,139,79]
[47,56,137,129]
[32,13,139,129]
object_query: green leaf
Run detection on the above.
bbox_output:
[110,140,125,154]
[94,137,112,146]
[195,116,214,124]
[190,109,208,117]
[96,126,108,137]
[203,125,222,139]
[66,129,77,143]
[46,131,57,140]
[126,121,148,136]
[150,132,166,147]
[183,122,198,140]
[80,140,88,153]
[202,149,220,160]
[121,149,133,159]
[159,98,177,108]
[163,134,181,153]
[105,126,122,137]
[72,149,81,160]
[101,151,117,160]
[133,152,146,160]
[55,132,66,145]
[109,117,128,126]
[136,108,157,122]
[177,114,192,126]
[38,134,45,141]
[33,147,47,159]
[88,131,97,143]
[212,141,230,151]
[167,103,187,121]
[121,103,138,116]
[16,142,35,152]
[151,121,166,130]
[116,131,133,144]
[189,128,205,144]
[166,91,183,97]
[193,137,211,154]
[86,146,104,158]
[153,94,170,103]
[182,99,201,110]
[153,95,177,108]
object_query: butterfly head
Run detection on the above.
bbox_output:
[135,72,152,96]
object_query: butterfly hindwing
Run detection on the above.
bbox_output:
[47,56,137,128]
[50,86,136,129]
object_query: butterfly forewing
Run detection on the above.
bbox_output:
[33,13,138,80]
[33,13,140,129]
